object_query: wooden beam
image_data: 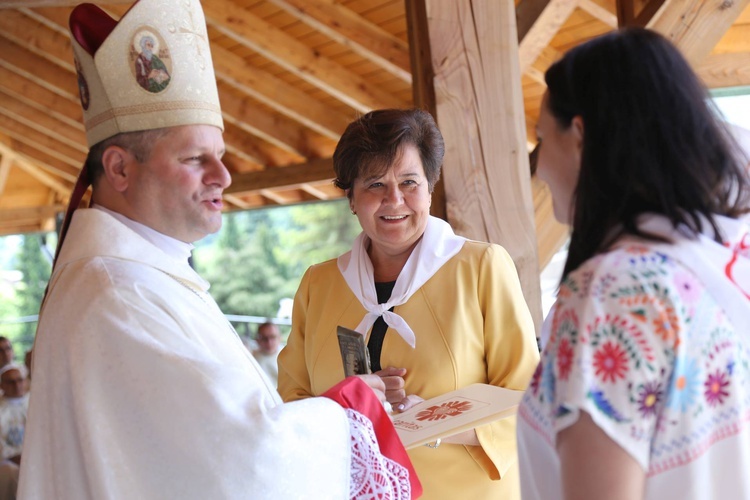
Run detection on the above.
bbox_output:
[647,0,750,65]
[0,36,78,101]
[226,158,334,194]
[0,115,84,168]
[518,0,579,73]
[0,67,84,129]
[222,194,250,210]
[259,189,290,205]
[211,46,351,140]
[299,183,331,200]
[0,144,71,196]
[222,122,300,168]
[0,205,66,224]
[416,0,542,334]
[217,83,310,158]
[0,153,11,196]
[578,0,618,27]
[517,0,551,42]
[1,138,79,182]
[697,52,750,88]
[265,0,412,83]
[617,0,666,27]
[406,0,446,222]
[0,10,75,71]
[203,0,407,113]
[0,92,87,154]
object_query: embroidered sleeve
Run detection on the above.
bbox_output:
[539,247,687,469]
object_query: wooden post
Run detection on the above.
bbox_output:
[407,0,543,335]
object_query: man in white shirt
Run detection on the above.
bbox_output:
[0,364,28,500]
[0,339,14,370]
[18,1,419,498]
[252,322,283,386]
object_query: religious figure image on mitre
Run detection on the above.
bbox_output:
[130,28,172,93]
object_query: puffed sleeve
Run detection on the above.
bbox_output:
[538,249,681,470]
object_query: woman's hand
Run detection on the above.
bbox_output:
[355,373,387,403]
[374,366,407,404]
[393,394,424,412]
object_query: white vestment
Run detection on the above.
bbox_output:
[18,209,354,499]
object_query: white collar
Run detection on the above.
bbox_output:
[93,205,194,262]
[337,216,466,348]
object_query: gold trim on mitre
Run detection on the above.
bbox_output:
[70,0,223,147]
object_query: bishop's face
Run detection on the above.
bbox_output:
[125,125,231,243]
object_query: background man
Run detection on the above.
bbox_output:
[252,322,283,386]
[0,364,28,500]
[19,1,418,498]
[0,339,14,370]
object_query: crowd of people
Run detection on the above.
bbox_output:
[10,0,750,498]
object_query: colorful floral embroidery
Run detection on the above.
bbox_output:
[593,341,629,383]
[667,356,701,413]
[557,338,574,381]
[521,243,750,480]
[704,370,730,407]
[636,381,663,418]
[652,306,680,344]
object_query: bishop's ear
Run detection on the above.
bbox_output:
[101,145,135,193]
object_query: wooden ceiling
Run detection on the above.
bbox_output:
[0,0,749,240]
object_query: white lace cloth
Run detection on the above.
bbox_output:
[346,409,410,500]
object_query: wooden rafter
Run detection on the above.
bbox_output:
[0,205,65,224]
[226,158,335,195]
[616,0,665,27]
[0,143,71,196]
[211,46,350,140]
[578,0,618,26]
[0,10,75,71]
[518,0,579,73]
[265,0,412,83]
[697,52,750,88]
[0,153,11,197]
[0,92,87,154]
[203,0,406,113]
[0,114,84,168]
[647,0,750,65]
[1,139,79,182]
[0,36,78,101]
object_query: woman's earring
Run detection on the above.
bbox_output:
[351,210,357,215]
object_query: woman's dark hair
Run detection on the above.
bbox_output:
[544,27,750,278]
[333,108,445,197]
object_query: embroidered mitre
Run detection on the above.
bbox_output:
[69,0,223,146]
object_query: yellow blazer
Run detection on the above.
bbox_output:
[279,241,540,499]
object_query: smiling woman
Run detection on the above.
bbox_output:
[278,108,540,500]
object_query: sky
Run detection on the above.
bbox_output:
[713,93,750,130]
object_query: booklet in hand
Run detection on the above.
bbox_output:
[392,383,524,449]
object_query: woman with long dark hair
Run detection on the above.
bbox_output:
[517,28,750,499]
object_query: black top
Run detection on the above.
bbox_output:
[367,280,396,372]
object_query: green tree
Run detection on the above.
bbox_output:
[13,234,52,352]
[195,200,360,328]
